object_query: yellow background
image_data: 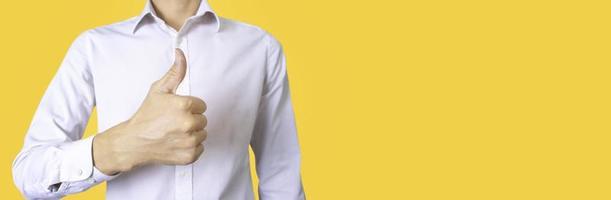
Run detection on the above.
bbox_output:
[1,0,610,199]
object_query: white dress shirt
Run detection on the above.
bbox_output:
[12,1,304,199]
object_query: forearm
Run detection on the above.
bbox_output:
[92,122,139,175]
[91,121,153,175]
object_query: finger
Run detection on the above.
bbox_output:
[180,96,206,114]
[190,114,207,131]
[191,129,207,144]
[173,144,204,165]
[195,143,204,157]
[152,49,187,94]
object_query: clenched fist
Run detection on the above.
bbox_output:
[93,49,207,175]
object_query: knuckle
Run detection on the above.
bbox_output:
[195,98,207,111]
[184,135,200,147]
[181,118,196,132]
[190,150,201,161]
[175,153,191,165]
[178,148,201,164]
[176,98,192,110]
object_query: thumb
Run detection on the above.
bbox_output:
[154,49,187,94]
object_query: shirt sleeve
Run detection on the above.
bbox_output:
[250,34,305,200]
[12,31,117,199]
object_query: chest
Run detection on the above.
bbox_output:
[90,33,267,134]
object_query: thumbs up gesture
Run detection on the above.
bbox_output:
[93,49,208,175]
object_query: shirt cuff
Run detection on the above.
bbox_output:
[58,135,120,183]
[92,165,119,183]
[58,136,95,182]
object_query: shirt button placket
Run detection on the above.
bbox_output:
[173,28,193,200]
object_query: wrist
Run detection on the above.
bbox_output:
[92,133,122,175]
[94,121,152,174]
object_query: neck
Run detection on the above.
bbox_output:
[151,0,201,31]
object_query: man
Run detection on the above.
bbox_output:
[12,0,305,199]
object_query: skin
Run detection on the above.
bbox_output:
[151,0,201,31]
[92,47,208,174]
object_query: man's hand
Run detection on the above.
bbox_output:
[93,49,207,175]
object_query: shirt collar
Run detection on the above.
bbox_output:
[132,0,221,34]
